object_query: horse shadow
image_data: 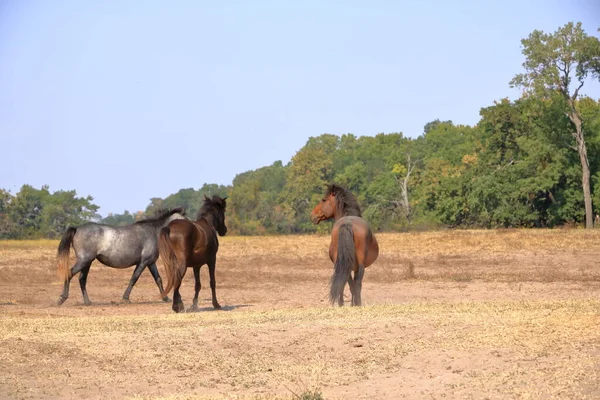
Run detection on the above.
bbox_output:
[185,304,251,313]
[50,301,252,312]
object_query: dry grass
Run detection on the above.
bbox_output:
[1,229,600,399]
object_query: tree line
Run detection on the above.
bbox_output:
[1,22,599,239]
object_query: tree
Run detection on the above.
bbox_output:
[510,22,600,228]
[100,210,136,226]
[424,119,453,134]
[392,154,416,222]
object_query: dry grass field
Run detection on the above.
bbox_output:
[1,229,600,399]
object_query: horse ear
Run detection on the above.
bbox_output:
[222,196,228,201]
[204,194,210,201]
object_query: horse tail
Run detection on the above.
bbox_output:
[57,227,76,282]
[330,223,356,305]
[159,227,180,297]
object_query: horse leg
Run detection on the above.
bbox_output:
[121,262,147,303]
[78,261,93,306]
[147,262,170,302]
[57,259,90,305]
[353,265,365,307]
[171,261,187,313]
[172,279,185,314]
[208,259,221,310]
[347,275,357,306]
[188,265,201,312]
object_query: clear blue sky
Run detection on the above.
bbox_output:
[1,0,599,216]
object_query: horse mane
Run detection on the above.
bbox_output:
[196,195,227,221]
[136,207,185,224]
[326,183,362,217]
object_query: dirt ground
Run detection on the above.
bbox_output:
[1,229,600,399]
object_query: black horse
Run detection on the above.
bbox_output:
[159,195,227,313]
[56,208,186,305]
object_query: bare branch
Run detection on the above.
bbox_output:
[572,80,585,100]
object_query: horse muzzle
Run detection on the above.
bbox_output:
[311,214,323,225]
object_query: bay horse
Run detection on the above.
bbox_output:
[56,208,186,305]
[310,183,379,306]
[159,195,227,313]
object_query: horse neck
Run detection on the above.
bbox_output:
[335,204,361,219]
[196,213,217,230]
[332,208,344,222]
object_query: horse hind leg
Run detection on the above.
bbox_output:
[57,259,91,305]
[78,261,93,305]
[172,263,187,313]
[353,264,365,307]
[347,275,358,306]
[147,262,170,302]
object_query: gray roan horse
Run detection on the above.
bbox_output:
[56,208,187,305]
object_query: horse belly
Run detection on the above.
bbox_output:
[365,236,379,267]
[96,253,137,268]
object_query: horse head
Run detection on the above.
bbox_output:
[311,185,337,224]
[201,195,228,236]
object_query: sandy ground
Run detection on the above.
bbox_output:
[0,230,599,399]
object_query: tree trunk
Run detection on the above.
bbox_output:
[400,177,410,222]
[398,155,416,223]
[568,100,593,229]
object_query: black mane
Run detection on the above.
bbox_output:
[196,195,227,221]
[326,183,362,217]
[136,207,185,224]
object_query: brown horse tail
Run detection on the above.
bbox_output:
[57,227,77,282]
[159,227,180,297]
[330,223,356,305]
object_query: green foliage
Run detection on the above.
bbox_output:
[143,183,229,219]
[0,185,99,239]
[99,210,137,226]
[510,22,600,98]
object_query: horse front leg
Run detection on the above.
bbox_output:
[188,265,201,312]
[208,259,221,310]
[147,262,170,302]
[122,262,147,303]
[78,262,93,305]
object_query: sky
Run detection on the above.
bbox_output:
[1,0,600,216]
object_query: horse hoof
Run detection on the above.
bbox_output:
[186,306,200,313]
[57,297,66,306]
[162,296,171,303]
[173,303,185,313]
[122,298,131,304]
[84,301,92,306]
[213,303,222,310]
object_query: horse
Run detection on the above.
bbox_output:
[310,183,379,306]
[159,195,227,313]
[56,207,187,305]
